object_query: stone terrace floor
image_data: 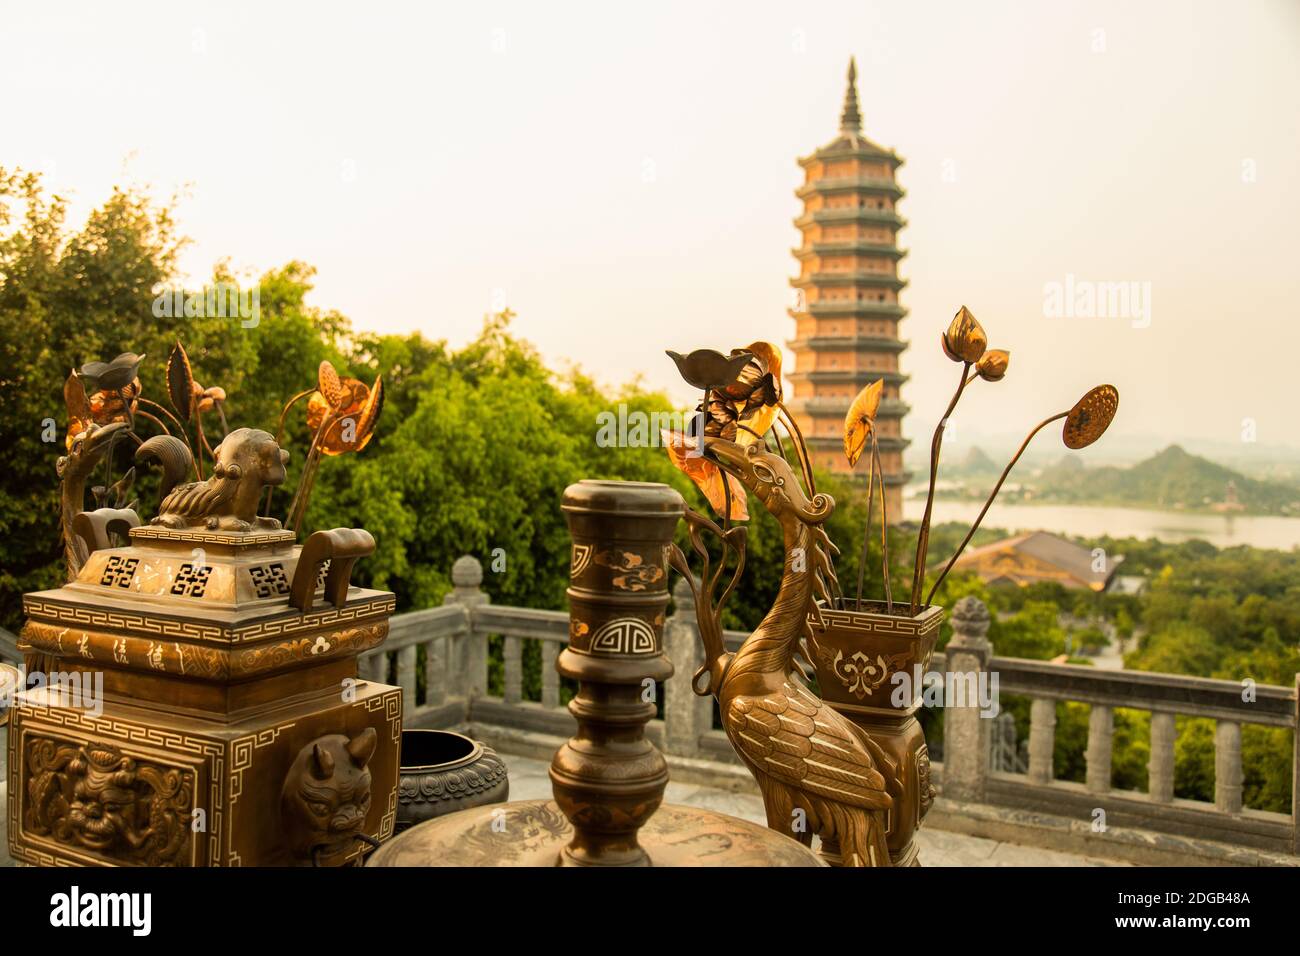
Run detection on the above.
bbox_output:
[501,754,1125,867]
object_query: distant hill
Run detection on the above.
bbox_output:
[1036,445,1300,515]
[959,446,999,475]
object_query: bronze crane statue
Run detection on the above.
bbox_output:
[670,436,896,866]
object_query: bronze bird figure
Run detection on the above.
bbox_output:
[672,437,896,866]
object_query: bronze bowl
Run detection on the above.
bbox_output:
[395,730,509,833]
[807,600,944,712]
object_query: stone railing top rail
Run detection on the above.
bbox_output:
[991,655,1295,727]
[379,586,1296,728]
[385,604,470,650]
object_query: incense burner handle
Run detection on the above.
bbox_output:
[290,528,376,611]
[70,507,141,561]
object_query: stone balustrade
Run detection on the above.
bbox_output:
[367,556,1299,865]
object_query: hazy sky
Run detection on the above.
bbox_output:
[4,0,1298,452]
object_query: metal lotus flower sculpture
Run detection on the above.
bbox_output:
[842,379,890,610]
[663,341,818,524]
[975,348,1009,383]
[55,345,386,580]
[910,306,1013,614]
[79,352,145,394]
[69,353,145,445]
[662,430,749,521]
[940,305,987,364]
[661,309,1118,621]
[720,342,784,444]
[281,361,385,532]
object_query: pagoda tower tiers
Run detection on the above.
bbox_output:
[787,58,911,523]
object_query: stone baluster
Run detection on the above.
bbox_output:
[443,555,489,710]
[941,596,992,803]
[1214,720,1243,814]
[397,643,418,718]
[424,632,446,708]
[541,642,561,709]
[1027,698,1057,786]
[1148,711,1176,803]
[663,576,713,760]
[503,636,523,704]
[360,650,387,684]
[1086,704,1114,794]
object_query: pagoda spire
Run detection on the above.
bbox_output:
[840,57,862,133]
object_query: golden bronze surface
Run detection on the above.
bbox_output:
[367,799,824,867]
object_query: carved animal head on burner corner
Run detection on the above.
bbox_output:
[280,728,377,865]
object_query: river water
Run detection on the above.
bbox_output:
[912,499,1300,551]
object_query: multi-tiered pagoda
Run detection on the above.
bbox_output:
[787,58,911,522]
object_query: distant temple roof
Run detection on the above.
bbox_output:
[950,531,1124,592]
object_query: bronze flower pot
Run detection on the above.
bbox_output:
[808,600,943,709]
[807,600,944,866]
[395,730,509,833]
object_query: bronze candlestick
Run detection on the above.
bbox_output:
[367,480,824,868]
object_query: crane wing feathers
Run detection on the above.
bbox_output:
[728,683,892,811]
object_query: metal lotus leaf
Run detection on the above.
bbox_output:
[167,341,195,421]
[665,348,753,391]
[662,430,748,521]
[65,369,140,450]
[1062,384,1119,449]
[940,306,986,364]
[306,374,384,455]
[79,352,144,394]
[842,378,883,467]
[976,349,1010,382]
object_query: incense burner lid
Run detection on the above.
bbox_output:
[59,526,310,613]
[20,523,394,685]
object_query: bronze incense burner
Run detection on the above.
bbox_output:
[6,349,401,866]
